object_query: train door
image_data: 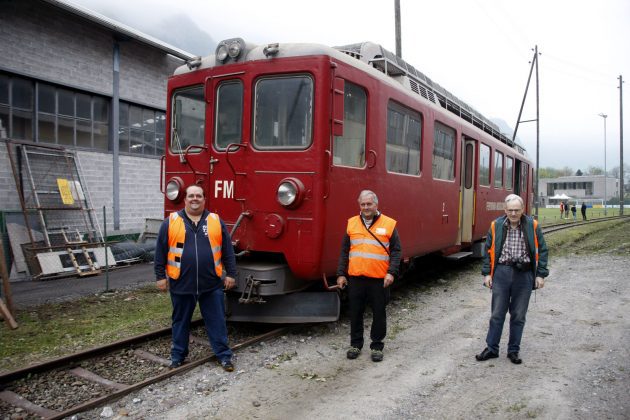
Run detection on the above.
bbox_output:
[459,136,476,244]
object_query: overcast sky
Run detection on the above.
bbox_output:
[72,0,630,173]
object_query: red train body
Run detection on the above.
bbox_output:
[162,38,533,322]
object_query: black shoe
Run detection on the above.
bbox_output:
[507,352,522,364]
[169,360,183,369]
[475,348,499,361]
[370,349,384,362]
[219,359,234,372]
[346,347,361,359]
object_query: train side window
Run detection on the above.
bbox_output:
[505,156,514,189]
[479,143,491,186]
[215,81,243,150]
[386,101,422,175]
[171,86,205,153]
[521,162,528,193]
[333,81,366,167]
[253,75,313,149]
[494,151,504,188]
[432,121,455,180]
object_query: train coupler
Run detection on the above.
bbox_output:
[238,275,266,304]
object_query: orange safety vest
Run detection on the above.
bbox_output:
[488,218,539,278]
[347,214,397,278]
[166,212,223,280]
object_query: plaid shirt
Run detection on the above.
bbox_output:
[498,219,530,264]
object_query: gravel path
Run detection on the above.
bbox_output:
[85,253,629,419]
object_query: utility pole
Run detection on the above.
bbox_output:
[513,46,541,217]
[619,75,623,216]
[395,0,402,57]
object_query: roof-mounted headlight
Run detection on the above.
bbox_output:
[215,38,245,63]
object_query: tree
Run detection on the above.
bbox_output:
[587,166,604,175]
[559,166,574,177]
[575,169,583,176]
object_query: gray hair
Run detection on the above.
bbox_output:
[357,190,378,204]
[504,194,524,208]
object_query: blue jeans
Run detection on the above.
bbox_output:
[170,288,233,363]
[485,265,534,354]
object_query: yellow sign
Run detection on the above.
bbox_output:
[57,178,75,205]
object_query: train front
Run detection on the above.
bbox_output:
[161,38,340,323]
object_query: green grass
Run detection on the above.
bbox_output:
[533,207,623,226]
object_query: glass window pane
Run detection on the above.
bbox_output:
[386,101,421,175]
[76,119,91,147]
[58,89,74,116]
[143,108,155,131]
[119,102,129,127]
[58,116,74,145]
[144,131,155,155]
[432,122,455,180]
[93,96,109,122]
[156,112,165,137]
[130,128,144,154]
[93,122,108,150]
[155,133,165,155]
[38,84,56,113]
[506,157,514,189]
[254,76,313,149]
[171,86,205,152]
[0,75,8,105]
[0,105,9,138]
[76,93,91,119]
[12,108,33,140]
[12,78,33,110]
[494,151,504,187]
[38,113,56,142]
[130,105,143,129]
[333,81,366,167]
[119,126,130,153]
[215,81,243,149]
[479,143,491,186]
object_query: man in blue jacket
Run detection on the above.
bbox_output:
[476,194,549,365]
[154,184,237,371]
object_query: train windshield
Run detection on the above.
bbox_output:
[215,81,243,149]
[170,86,205,153]
[253,75,313,149]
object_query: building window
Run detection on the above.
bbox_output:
[120,102,165,156]
[386,101,421,175]
[432,121,455,180]
[333,81,367,168]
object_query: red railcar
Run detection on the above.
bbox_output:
[162,38,533,322]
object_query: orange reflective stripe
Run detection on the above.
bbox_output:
[489,221,496,278]
[533,219,539,265]
[206,213,223,278]
[347,215,397,278]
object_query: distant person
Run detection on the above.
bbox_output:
[571,203,577,221]
[581,202,587,221]
[337,190,402,362]
[559,202,564,219]
[476,194,549,365]
[564,201,570,219]
[154,184,237,372]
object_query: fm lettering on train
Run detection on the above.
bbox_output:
[214,180,234,199]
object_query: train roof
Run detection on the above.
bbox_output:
[175,39,525,154]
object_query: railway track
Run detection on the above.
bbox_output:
[0,322,289,419]
[541,214,629,234]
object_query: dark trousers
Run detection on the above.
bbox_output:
[348,276,388,351]
[170,288,232,364]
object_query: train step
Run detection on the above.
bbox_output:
[445,251,473,261]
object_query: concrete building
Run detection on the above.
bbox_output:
[538,175,619,206]
[1,0,196,238]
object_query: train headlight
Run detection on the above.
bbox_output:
[166,177,184,202]
[228,40,242,58]
[216,45,229,62]
[215,38,245,63]
[277,178,305,208]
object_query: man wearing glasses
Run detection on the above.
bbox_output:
[154,184,237,372]
[476,194,549,365]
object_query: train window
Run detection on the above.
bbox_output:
[386,102,422,175]
[333,81,366,167]
[479,143,491,186]
[432,122,455,180]
[521,162,528,193]
[214,81,243,150]
[171,86,205,153]
[464,143,473,189]
[505,156,514,189]
[494,151,504,188]
[254,75,313,149]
